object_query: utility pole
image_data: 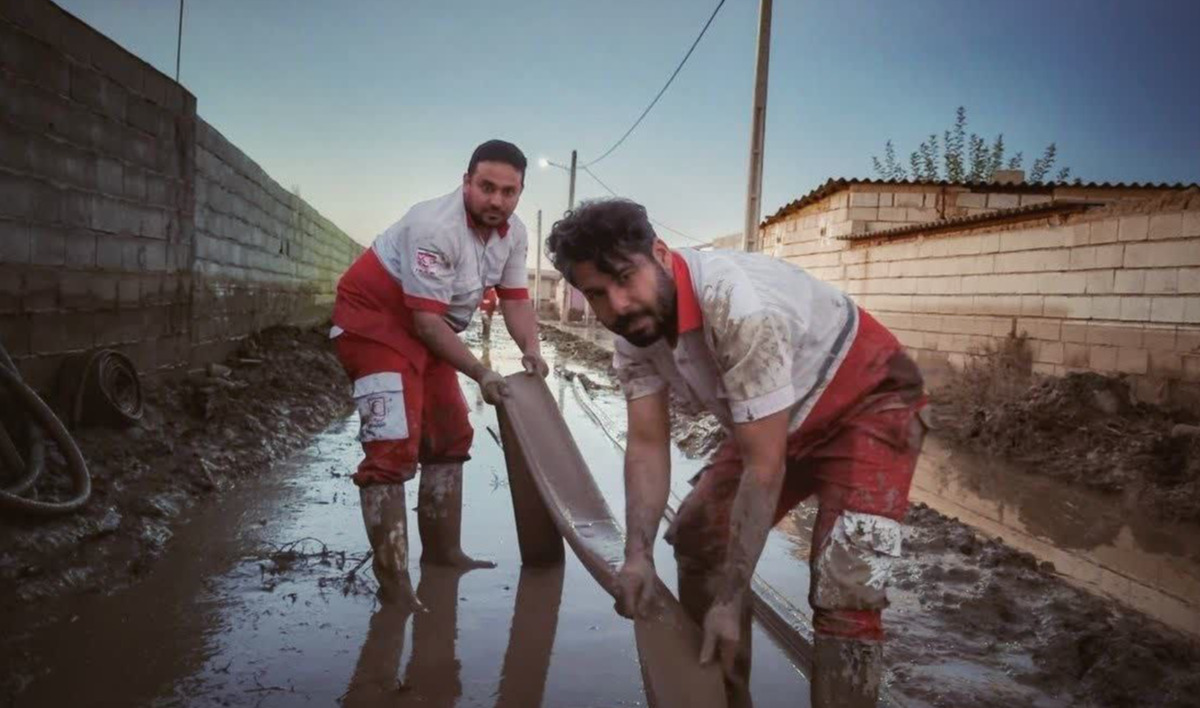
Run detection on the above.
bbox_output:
[561,150,579,323]
[742,0,772,252]
[568,150,577,211]
[175,0,184,83]
[534,209,543,315]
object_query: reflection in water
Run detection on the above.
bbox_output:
[342,563,565,707]
[911,436,1200,637]
[496,565,566,708]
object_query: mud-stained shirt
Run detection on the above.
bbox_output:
[613,248,860,433]
[364,187,528,333]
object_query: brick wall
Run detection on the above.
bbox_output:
[0,0,362,391]
[765,188,1200,408]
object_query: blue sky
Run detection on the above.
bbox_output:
[57,0,1200,248]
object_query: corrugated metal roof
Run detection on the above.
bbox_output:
[837,201,1104,241]
[761,178,1199,228]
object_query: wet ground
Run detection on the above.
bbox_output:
[911,437,1200,639]
[2,324,808,707]
[547,321,1200,708]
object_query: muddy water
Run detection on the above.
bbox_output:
[5,327,807,707]
[911,435,1200,639]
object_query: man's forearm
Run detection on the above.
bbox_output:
[713,461,785,604]
[623,444,671,560]
[413,314,488,380]
[501,299,540,354]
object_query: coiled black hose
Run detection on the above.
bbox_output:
[0,342,91,515]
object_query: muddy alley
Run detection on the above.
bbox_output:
[1,325,808,707]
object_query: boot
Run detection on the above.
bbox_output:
[359,483,423,610]
[812,635,884,708]
[417,462,496,569]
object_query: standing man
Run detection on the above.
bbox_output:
[479,286,498,339]
[546,200,926,707]
[332,140,548,608]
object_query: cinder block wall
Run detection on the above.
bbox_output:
[763,188,1200,408]
[192,120,360,365]
[0,0,362,391]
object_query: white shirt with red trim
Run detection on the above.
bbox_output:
[372,187,529,333]
[613,248,858,433]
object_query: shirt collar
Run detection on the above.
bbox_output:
[463,193,511,240]
[672,251,702,335]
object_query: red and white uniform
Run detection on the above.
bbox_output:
[615,248,927,642]
[332,187,529,486]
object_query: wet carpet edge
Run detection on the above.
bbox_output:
[497,372,729,708]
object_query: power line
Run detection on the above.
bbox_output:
[582,0,727,168]
[581,166,707,246]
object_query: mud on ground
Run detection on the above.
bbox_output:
[933,335,1200,523]
[0,325,352,612]
[777,500,1200,708]
[545,324,1200,708]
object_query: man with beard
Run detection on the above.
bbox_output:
[331,140,548,608]
[546,199,927,707]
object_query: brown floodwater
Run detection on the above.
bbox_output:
[3,328,808,707]
[910,435,1200,639]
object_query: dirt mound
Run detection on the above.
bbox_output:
[0,325,352,609]
[934,337,1200,522]
[539,327,615,371]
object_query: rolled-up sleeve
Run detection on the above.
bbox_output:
[375,225,457,314]
[614,339,666,401]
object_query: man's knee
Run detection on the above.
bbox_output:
[669,497,727,575]
[809,511,902,639]
[351,371,419,486]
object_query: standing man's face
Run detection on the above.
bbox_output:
[572,241,676,348]
[463,162,523,229]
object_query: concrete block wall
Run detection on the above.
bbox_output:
[192,119,361,365]
[0,0,362,391]
[766,188,1200,408]
[0,0,196,389]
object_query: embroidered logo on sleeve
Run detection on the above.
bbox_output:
[414,248,445,277]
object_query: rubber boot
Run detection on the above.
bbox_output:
[417,462,496,569]
[812,635,884,708]
[359,483,423,609]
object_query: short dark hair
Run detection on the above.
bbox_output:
[546,199,658,283]
[468,140,527,180]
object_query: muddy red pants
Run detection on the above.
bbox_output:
[671,313,926,642]
[334,332,473,487]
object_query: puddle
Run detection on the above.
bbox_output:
[3,325,807,707]
[911,436,1200,639]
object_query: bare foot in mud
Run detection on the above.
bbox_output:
[421,550,497,569]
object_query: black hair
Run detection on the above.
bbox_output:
[546,198,658,283]
[468,140,527,180]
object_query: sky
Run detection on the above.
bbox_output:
[56,0,1200,252]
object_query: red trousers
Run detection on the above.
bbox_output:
[671,312,926,642]
[334,332,473,486]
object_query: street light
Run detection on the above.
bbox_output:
[539,151,577,212]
